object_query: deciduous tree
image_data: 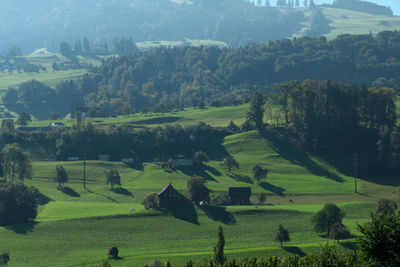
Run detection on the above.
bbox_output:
[105,169,121,189]
[55,165,68,187]
[222,156,239,173]
[329,222,350,243]
[16,112,32,127]
[252,165,268,182]
[274,223,290,247]
[2,143,32,183]
[186,176,210,204]
[312,203,345,235]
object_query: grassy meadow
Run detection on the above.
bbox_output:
[0,113,398,266]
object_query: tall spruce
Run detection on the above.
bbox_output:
[213,226,226,266]
[246,91,265,131]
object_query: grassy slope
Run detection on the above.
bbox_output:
[0,126,397,266]
[320,7,400,39]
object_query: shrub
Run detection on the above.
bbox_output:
[142,193,160,210]
[0,252,9,266]
[376,199,398,215]
[211,193,230,206]
[107,246,119,259]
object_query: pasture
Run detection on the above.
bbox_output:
[0,125,397,266]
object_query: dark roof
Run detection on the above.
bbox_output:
[158,183,179,196]
[229,187,251,197]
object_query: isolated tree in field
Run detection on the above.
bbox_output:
[252,165,268,182]
[105,169,121,189]
[1,119,14,131]
[213,226,226,266]
[16,112,32,127]
[329,222,350,243]
[358,212,400,266]
[55,165,68,187]
[2,143,32,183]
[312,203,345,235]
[0,182,37,225]
[194,151,209,165]
[107,246,119,259]
[187,176,210,204]
[142,192,160,210]
[274,223,290,247]
[376,199,398,215]
[246,91,265,131]
[222,156,239,173]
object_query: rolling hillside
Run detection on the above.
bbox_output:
[0,125,397,266]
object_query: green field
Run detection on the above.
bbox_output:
[0,121,398,266]
[320,8,400,39]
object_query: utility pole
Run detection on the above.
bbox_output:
[83,149,86,189]
[353,152,358,193]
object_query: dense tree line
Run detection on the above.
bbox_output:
[275,80,399,173]
[4,31,400,118]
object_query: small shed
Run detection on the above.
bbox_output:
[229,187,251,205]
[158,183,187,208]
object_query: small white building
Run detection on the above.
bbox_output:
[67,156,80,161]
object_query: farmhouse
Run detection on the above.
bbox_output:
[158,183,187,208]
[170,153,194,167]
[229,187,251,205]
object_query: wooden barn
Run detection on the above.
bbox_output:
[158,183,188,208]
[229,187,251,205]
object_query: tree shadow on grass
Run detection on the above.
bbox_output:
[33,188,53,205]
[163,204,199,225]
[283,246,306,257]
[5,221,39,235]
[58,186,80,197]
[258,181,285,196]
[227,172,253,184]
[179,165,219,182]
[199,205,236,225]
[110,187,134,198]
[261,130,344,183]
[85,188,119,203]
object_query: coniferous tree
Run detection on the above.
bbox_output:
[213,226,226,266]
[303,0,308,7]
[246,91,265,131]
[295,0,300,7]
[265,0,270,7]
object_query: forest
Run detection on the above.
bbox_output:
[3,31,400,119]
